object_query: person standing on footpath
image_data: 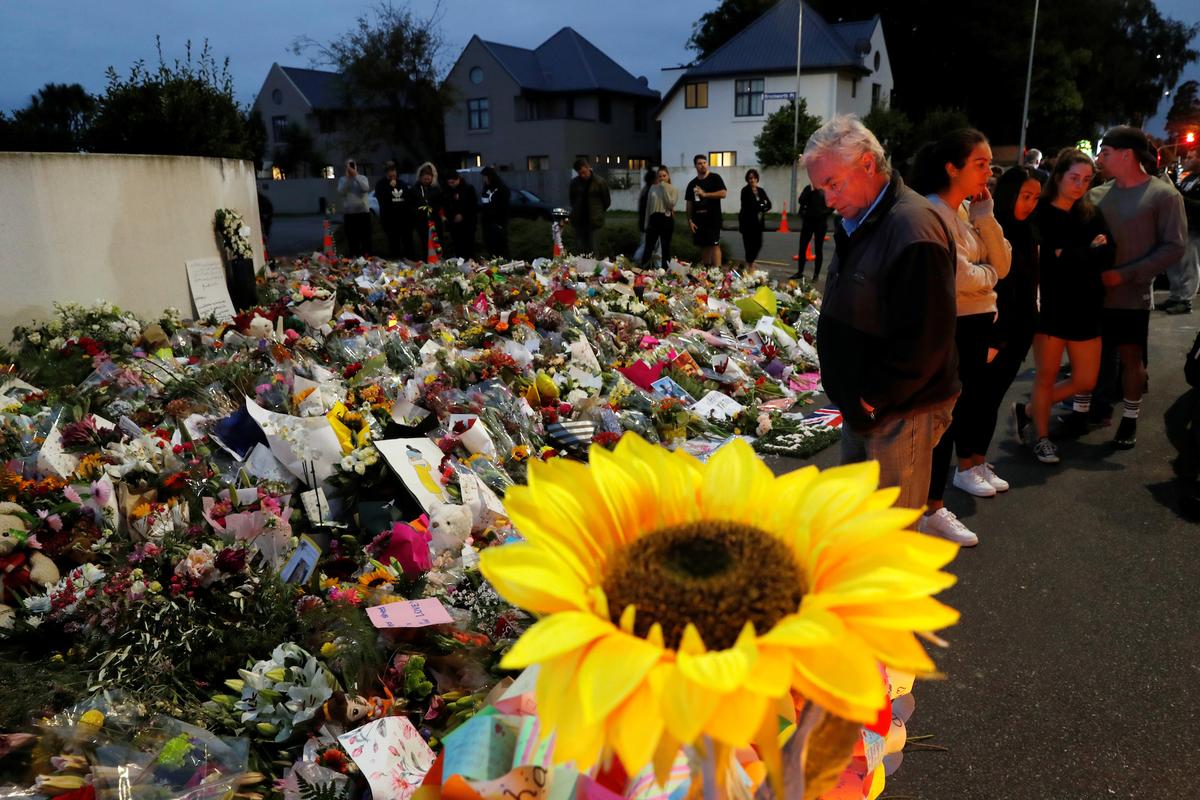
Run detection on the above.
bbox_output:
[443,171,479,261]
[1161,157,1200,314]
[374,161,412,261]
[479,167,511,259]
[568,158,610,254]
[738,169,772,269]
[338,158,372,258]
[686,155,728,267]
[1013,150,1114,462]
[1089,126,1187,448]
[908,129,1011,545]
[634,167,657,262]
[803,116,960,535]
[795,183,833,280]
[642,166,678,267]
[411,162,443,261]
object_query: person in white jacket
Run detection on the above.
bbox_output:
[908,129,1012,545]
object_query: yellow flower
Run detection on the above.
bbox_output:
[358,568,394,588]
[480,434,958,779]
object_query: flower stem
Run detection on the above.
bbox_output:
[701,735,719,800]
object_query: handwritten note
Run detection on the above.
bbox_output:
[442,711,518,782]
[366,598,453,629]
[186,258,236,322]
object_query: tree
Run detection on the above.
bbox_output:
[688,0,776,59]
[272,121,327,178]
[292,2,451,162]
[1166,80,1200,142]
[88,39,260,160]
[0,83,95,152]
[861,104,913,165]
[754,99,822,166]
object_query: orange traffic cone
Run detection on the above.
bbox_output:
[426,220,441,264]
[551,220,564,257]
[779,203,790,233]
[806,240,815,261]
[322,219,334,257]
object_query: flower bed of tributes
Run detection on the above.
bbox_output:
[0,250,957,800]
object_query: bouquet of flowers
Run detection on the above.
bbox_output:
[215,208,253,261]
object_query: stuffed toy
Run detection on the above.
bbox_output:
[0,502,61,628]
[428,502,472,555]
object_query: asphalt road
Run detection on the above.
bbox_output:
[760,287,1200,800]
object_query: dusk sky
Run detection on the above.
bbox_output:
[2,0,1197,138]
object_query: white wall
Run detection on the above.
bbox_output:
[658,73,838,169]
[0,152,264,341]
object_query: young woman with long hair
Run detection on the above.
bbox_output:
[1012,149,1115,463]
[907,129,1012,545]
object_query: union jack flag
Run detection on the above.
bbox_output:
[799,406,843,429]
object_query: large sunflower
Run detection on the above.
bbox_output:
[479,434,959,781]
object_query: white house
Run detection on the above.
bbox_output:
[657,1,893,168]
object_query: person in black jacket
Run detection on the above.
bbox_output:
[1012,149,1115,463]
[738,169,771,269]
[480,166,511,259]
[410,162,442,261]
[803,116,959,519]
[443,171,478,261]
[375,161,414,260]
[979,166,1042,463]
[795,184,833,279]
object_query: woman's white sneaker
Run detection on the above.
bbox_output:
[917,508,979,547]
[952,465,998,497]
[980,463,1009,492]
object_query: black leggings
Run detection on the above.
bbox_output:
[929,312,994,502]
[344,212,372,257]
[741,222,763,263]
[976,328,1035,456]
[797,223,827,277]
[642,213,674,265]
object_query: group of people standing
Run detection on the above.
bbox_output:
[337,159,513,262]
[807,115,1188,547]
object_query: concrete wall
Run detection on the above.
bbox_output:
[0,152,264,340]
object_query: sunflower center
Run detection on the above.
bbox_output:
[601,520,806,651]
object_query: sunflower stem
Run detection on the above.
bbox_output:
[753,701,822,800]
[700,736,719,800]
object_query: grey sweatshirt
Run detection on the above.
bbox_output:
[337,174,371,214]
[927,195,1012,317]
[645,183,678,217]
[1088,177,1187,310]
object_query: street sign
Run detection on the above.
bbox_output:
[764,92,796,100]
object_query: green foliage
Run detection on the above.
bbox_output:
[861,104,914,167]
[688,0,776,59]
[753,99,822,167]
[273,122,328,179]
[0,83,95,152]
[292,2,451,162]
[1166,80,1200,142]
[88,38,260,160]
[909,108,974,155]
[298,773,350,800]
[0,650,90,729]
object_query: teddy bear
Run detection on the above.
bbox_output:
[427,502,473,555]
[0,502,61,628]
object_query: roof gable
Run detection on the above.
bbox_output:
[686,1,869,78]
[279,66,344,110]
[478,27,658,98]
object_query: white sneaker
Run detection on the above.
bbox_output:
[952,465,997,497]
[917,507,979,547]
[980,463,1009,492]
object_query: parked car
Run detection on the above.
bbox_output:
[508,189,569,221]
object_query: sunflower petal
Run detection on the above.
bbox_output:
[675,623,757,692]
[759,610,840,648]
[661,667,720,743]
[479,545,590,613]
[608,663,669,774]
[577,631,663,723]
[703,688,768,747]
[790,634,887,723]
[501,612,615,669]
[852,626,937,674]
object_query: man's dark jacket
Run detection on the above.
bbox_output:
[817,175,959,432]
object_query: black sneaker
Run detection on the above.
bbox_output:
[1166,301,1193,315]
[1012,401,1031,445]
[1087,405,1113,428]
[1054,411,1091,440]
[1113,417,1137,449]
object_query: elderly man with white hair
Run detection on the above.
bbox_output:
[804,115,966,541]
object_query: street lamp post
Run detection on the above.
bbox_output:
[1017,0,1040,162]
[789,0,804,210]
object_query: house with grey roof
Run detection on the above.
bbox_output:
[656,2,892,168]
[443,28,660,174]
[252,63,396,180]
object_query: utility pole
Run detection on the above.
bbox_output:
[789,0,804,209]
[1017,0,1040,162]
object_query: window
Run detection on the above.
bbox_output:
[629,158,648,171]
[566,97,576,119]
[871,83,882,109]
[271,115,288,142]
[633,102,647,132]
[463,153,482,168]
[322,166,335,179]
[271,165,285,180]
[469,66,484,85]
[527,155,549,171]
[685,82,708,109]
[467,98,490,130]
[735,79,764,116]
[271,88,283,105]
[599,96,612,123]
[874,52,881,70]
[708,151,736,167]
[851,79,858,99]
